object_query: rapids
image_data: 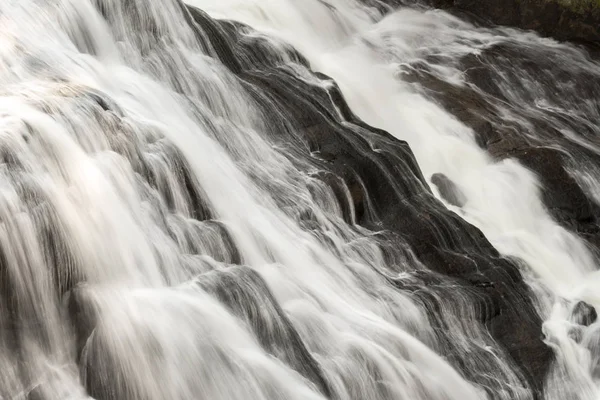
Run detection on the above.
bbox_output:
[0,1,599,399]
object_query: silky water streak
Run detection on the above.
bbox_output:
[0,0,596,399]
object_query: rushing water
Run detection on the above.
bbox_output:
[1,0,599,399]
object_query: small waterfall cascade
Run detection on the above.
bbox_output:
[1,1,600,399]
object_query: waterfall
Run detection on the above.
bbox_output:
[0,0,599,399]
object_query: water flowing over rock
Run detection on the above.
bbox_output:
[571,301,598,327]
[1,1,600,400]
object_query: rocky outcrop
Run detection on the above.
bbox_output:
[429,0,600,43]
[571,301,598,327]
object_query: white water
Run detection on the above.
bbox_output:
[1,0,599,399]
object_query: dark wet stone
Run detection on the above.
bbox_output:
[431,173,467,207]
[511,147,600,231]
[572,301,598,327]
[427,0,600,43]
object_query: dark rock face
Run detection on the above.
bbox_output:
[399,38,600,254]
[431,173,467,207]
[512,148,598,229]
[428,0,600,43]
[572,301,598,327]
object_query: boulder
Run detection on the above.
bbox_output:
[431,173,467,207]
[571,300,598,327]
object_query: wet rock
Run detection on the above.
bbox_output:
[486,135,530,158]
[571,301,598,327]
[431,173,467,207]
[428,0,600,43]
[511,147,599,229]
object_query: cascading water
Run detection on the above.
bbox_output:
[1,0,599,399]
